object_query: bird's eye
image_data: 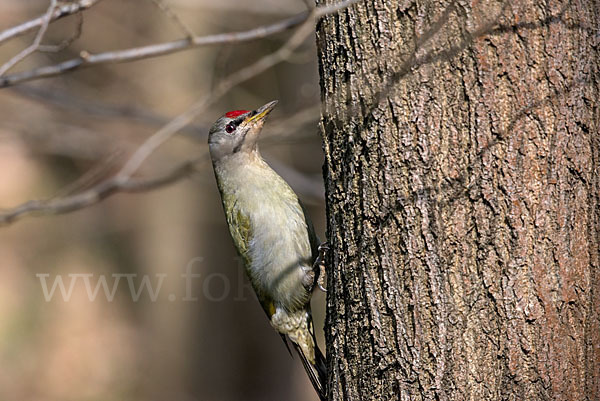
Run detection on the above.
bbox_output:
[225,123,235,133]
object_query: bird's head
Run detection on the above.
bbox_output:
[208,100,278,162]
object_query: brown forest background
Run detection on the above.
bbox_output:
[0,1,328,401]
[3,0,598,400]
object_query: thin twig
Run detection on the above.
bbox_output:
[0,0,57,76]
[150,0,196,38]
[0,0,103,46]
[53,151,124,197]
[0,0,361,88]
[38,12,84,53]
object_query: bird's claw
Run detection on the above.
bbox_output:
[313,242,329,292]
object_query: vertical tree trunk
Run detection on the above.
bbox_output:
[316,0,599,400]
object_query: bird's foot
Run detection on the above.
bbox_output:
[313,242,329,292]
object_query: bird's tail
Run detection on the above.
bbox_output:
[291,338,327,401]
[277,307,326,399]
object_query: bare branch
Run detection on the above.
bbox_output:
[0,158,202,224]
[0,12,307,88]
[0,0,57,76]
[0,0,361,88]
[0,0,103,46]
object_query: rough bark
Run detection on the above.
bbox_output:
[315,0,599,400]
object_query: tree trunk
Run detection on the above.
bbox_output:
[315,0,599,400]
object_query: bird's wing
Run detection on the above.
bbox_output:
[224,197,252,266]
[223,196,279,317]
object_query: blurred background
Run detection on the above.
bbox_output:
[0,1,326,400]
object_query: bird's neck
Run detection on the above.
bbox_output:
[212,149,273,193]
[213,148,265,172]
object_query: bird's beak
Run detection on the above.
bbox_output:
[244,100,278,125]
[236,100,278,151]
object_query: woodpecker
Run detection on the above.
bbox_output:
[208,100,326,399]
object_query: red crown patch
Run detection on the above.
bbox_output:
[225,110,249,118]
